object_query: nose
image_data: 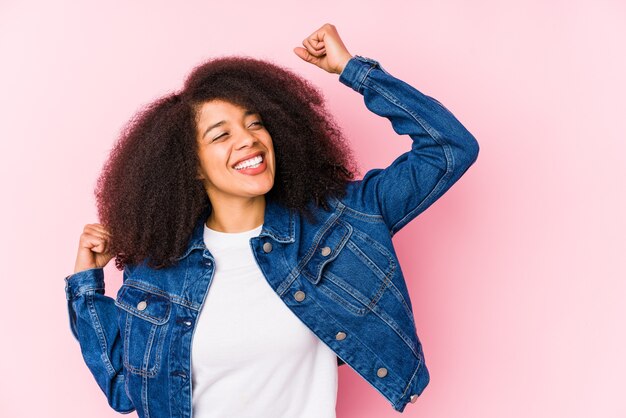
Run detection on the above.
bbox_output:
[234,127,257,149]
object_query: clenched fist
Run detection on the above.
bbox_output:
[293,23,353,74]
[73,223,114,274]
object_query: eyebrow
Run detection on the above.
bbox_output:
[202,110,258,139]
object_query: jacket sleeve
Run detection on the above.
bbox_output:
[338,55,480,236]
[64,267,135,414]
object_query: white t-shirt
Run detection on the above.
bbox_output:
[191,223,338,418]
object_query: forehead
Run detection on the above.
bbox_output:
[196,99,256,120]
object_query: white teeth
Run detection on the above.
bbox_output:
[234,155,263,170]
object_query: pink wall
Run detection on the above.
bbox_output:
[1,0,624,417]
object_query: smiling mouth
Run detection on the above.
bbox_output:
[233,153,264,170]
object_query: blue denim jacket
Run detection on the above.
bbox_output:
[64,55,479,416]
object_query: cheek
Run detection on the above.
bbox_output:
[200,147,228,168]
[197,152,226,183]
[265,139,276,162]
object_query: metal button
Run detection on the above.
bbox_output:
[410,394,419,403]
[205,260,212,267]
[321,246,331,256]
[294,290,306,302]
[335,331,347,341]
[376,367,388,378]
[263,242,273,253]
[136,301,147,311]
[184,320,192,327]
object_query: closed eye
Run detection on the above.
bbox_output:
[212,132,228,141]
[211,121,262,142]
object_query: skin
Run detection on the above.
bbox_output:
[73,23,353,274]
[194,100,275,233]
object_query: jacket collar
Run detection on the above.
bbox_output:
[176,196,295,261]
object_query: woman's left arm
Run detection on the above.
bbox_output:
[295,24,480,236]
[337,54,480,235]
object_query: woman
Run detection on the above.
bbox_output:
[65,24,479,417]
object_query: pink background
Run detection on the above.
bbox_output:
[1,1,624,417]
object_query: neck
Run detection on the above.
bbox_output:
[205,194,265,233]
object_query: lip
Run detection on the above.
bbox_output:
[231,151,264,168]
[234,158,267,176]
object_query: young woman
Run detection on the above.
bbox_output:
[65,23,479,418]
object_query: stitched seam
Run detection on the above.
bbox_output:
[274,247,299,296]
[292,205,345,283]
[323,268,417,356]
[301,221,352,284]
[355,63,376,93]
[386,279,416,323]
[323,271,372,311]
[312,224,350,281]
[306,293,400,405]
[371,305,418,356]
[142,322,156,374]
[142,372,150,418]
[174,244,204,261]
[369,261,395,308]
[400,360,423,400]
[349,228,396,273]
[318,284,368,316]
[258,209,295,243]
[114,285,171,325]
[86,292,115,376]
[341,203,385,221]
[122,279,197,311]
[122,315,161,378]
[361,79,455,235]
[344,230,398,308]
[345,240,388,281]
[342,241,394,310]
[72,285,104,300]
[301,212,341,266]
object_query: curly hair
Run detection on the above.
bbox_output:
[94,55,358,270]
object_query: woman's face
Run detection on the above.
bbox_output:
[195,99,276,204]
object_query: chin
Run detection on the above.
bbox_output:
[248,184,274,197]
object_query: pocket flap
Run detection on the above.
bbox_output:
[302,220,352,285]
[115,284,171,325]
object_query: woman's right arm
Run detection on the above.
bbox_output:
[64,224,135,413]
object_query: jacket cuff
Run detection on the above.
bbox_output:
[64,267,105,301]
[339,55,388,94]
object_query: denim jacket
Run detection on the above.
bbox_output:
[64,55,479,416]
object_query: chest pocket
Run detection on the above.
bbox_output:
[301,220,352,284]
[302,220,397,316]
[115,282,171,377]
